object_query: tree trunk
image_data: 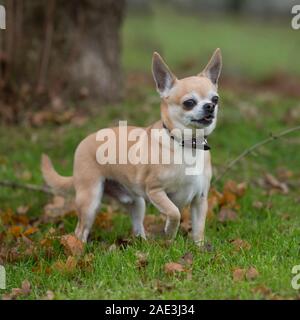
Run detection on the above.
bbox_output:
[0,0,126,123]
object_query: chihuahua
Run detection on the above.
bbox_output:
[41,49,222,246]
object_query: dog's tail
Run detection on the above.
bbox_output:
[41,154,73,191]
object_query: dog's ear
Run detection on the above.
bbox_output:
[152,52,176,97]
[199,48,222,85]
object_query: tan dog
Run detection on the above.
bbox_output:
[41,49,222,245]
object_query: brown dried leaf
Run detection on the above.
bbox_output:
[42,290,55,300]
[218,208,238,222]
[224,180,247,197]
[276,167,293,180]
[2,280,31,300]
[60,234,84,256]
[21,280,31,295]
[154,280,175,293]
[232,268,246,282]
[207,188,223,219]
[52,256,77,274]
[230,238,251,251]
[16,206,29,215]
[8,226,23,237]
[78,253,95,271]
[164,262,185,274]
[135,251,148,269]
[94,212,113,230]
[219,190,237,208]
[246,267,259,280]
[252,285,272,298]
[23,227,39,237]
[264,173,289,194]
[144,215,165,235]
[252,201,264,209]
[180,252,193,266]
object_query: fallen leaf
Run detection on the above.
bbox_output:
[180,252,193,266]
[21,280,31,295]
[144,215,165,235]
[276,167,293,180]
[52,256,77,274]
[23,227,39,237]
[77,253,95,271]
[8,226,23,237]
[218,208,238,222]
[232,268,246,282]
[232,267,259,282]
[65,256,78,270]
[230,239,251,251]
[246,267,259,280]
[180,207,191,233]
[135,251,148,269]
[164,262,185,274]
[252,285,272,298]
[16,206,29,215]
[219,189,237,208]
[2,288,23,300]
[154,280,175,293]
[207,188,223,219]
[42,290,55,300]
[264,173,289,194]
[252,201,264,209]
[225,180,247,197]
[94,212,113,230]
[60,234,84,256]
[2,279,31,300]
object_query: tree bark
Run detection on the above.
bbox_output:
[0,0,126,122]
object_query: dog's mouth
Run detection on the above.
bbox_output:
[191,115,214,126]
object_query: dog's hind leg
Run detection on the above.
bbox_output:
[124,197,146,239]
[74,177,104,242]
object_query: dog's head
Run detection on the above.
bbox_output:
[152,49,222,136]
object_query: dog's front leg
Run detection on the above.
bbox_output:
[191,194,208,247]
[147,188,180,239]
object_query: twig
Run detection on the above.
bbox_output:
[0,180,55,195]
[213,125,300,184]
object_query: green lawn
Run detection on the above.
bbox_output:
[1,6,300,300]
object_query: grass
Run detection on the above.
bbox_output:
[1,6,300,300]
[123,5,300,79]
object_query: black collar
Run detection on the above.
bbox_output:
[163,123,210,150]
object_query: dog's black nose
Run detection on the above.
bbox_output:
[203,103,215,113]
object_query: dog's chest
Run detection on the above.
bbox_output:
[160,162,209,208]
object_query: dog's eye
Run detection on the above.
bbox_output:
[212,96,219,104]
[183,99,197,109]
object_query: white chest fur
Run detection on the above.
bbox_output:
[159,145,211,209]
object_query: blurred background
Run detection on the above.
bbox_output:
[0,0,299,124]
[0,0,299,201]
